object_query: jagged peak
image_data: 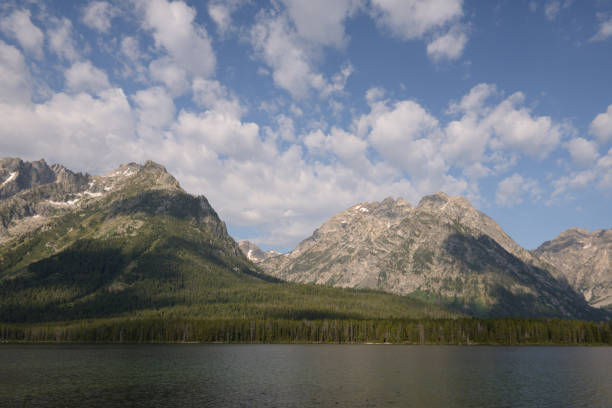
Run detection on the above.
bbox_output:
[417,192,473,212]
[556,227,611,240]
[143,160,168,172]
[560,227,590,236]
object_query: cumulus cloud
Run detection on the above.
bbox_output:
[64,60,110,94]
[426,24,468,61]
[250,11,352,99]
[279,0,361,47]
[0,40,31,104]
[0,9,44,59]
[81,1,118,33]
[370,0,463,39]
[589,105,612,144]
[565,137,599,168]
[192,77,243,118]
[496,173,540,207]
[0,88,135,172]
[207,0,248,35]
[137,0,215,82]
[120,36,141,61]
[484,92,563,158]
[551,142,612,200]
[133,86,175,137]
[148,57,189,95]
[551,170,597,200]
[208,3,232,35]
[48,18,79,61]
[442,83,565,178]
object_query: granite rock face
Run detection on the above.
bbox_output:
[260,193,600,319]
[0,158,244,260]
[535,228,612,309]
[238,240,280,263]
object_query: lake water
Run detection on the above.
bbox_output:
[1,344,611,407]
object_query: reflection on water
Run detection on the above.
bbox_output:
[1,344,611,407]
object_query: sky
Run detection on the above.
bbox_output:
[0,0,611,252]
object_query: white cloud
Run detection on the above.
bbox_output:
[359,98,468,193]
[304,127,368,169]
[138,0,215,81]
[279,0,362,47]
[48,18,79,61]
[275,114,296,142]
[443,114,488,168]
[0,9,44,59]
[250,12,352,99]
[443,84,566,176]
[207,0,246,35]
[192,77,243,118]
[596,147,612,189]
[64,60,110,94]
[0,88,135,172]
[592,14,612,41]
[172,109,261,161]
[551,170,597,199]
[365,87,385,104]
[448,83,497,114]
[148,57,189,96]
[0,40,31,104]
[120,36,141,61]
[82,1,118,33]
[370,0,469,61]
[484,92,562,158]
[589,105,612,144]
[208,3,232,34]
[133,86,175,135]
[550,145,612,200]
[426,24,468,61]
[496,173,540,207]
[565,137,599,168]
[371,0,463,39]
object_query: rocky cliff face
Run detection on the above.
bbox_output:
[0,158,248,276]
[238,240,280,263]
[535,228,612,309]
[260,193,600,319]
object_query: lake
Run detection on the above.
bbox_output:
[1,344,611,407]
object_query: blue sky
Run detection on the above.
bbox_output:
[1,0,611,252]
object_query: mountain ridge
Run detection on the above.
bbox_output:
[535,227,612,309]
[257,193,604,319]
[0,158,458,325]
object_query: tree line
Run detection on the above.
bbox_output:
[2,317,611,345]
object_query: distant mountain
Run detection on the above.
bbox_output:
[239,240,281,263]
[0,158,457,324]
[260,193,603,319]
[535,228,612,310]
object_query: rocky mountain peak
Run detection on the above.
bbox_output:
[260,192,601,319]
[238,240,281,263]
[99,160,180,192]
[417,192,473,214]
[0,158,57,199]
[536,228,612,309]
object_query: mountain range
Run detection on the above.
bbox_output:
[0,157,456,325]
[1,158,610,324]
[253,194,609,319]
